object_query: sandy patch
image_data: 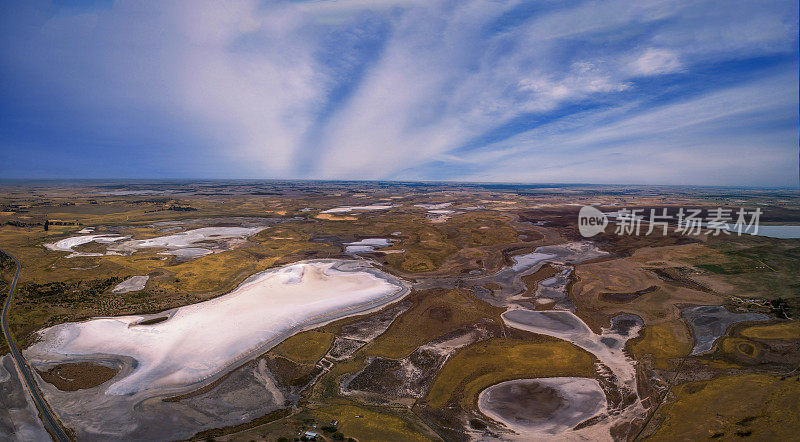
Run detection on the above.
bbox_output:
[316,213,358,221]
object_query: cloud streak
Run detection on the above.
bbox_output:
[0,0,797,186]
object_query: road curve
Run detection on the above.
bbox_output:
[1,247,70,442]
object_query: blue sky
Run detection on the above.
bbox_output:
[1,0,798,186]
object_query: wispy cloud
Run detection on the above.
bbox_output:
[630,48,683,76]
[447,70,799,186]
[0,0,797,185]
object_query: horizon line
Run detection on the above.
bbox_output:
[0,178,798,191]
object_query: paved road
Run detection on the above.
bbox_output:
[1,248,70,441]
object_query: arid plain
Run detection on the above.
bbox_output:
[1,181,798,441]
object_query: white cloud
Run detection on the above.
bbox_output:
[630,48,683,75]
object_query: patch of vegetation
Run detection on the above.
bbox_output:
[0,252,15,272]
[652,374,800,441]
[720,337,760,359]
[699,237,800,300]
[630,321,692,370]
[362,289,503,358]
[263,355,321,389]
[695,262,770,275]
[424,337,598,409]
[740,321,800,340]
[271,330,333,364]
[190,408,291,440]
[727,244,800,272]
[306,404,436,442]
[18,277,123,304]
[0,280,8,354]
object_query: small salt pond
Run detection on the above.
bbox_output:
[45,234,128,258]
[118,226,264,250]
[111,276,149,294]
[506,242,608,274]
[344,238,393,254]
[164,247,213,260]
[46,226,267,261]
[534,267,574,310]
[478,377,607,439]
[681,305,769,354]
[510,252,557,272]
[414,203,452,210]
[320,204,394,214]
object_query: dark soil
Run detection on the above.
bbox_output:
[137,316,169,325]
[648,268,712,293]
[600,285,659,303]
[484,382,566,422]
[37,363,118,391]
